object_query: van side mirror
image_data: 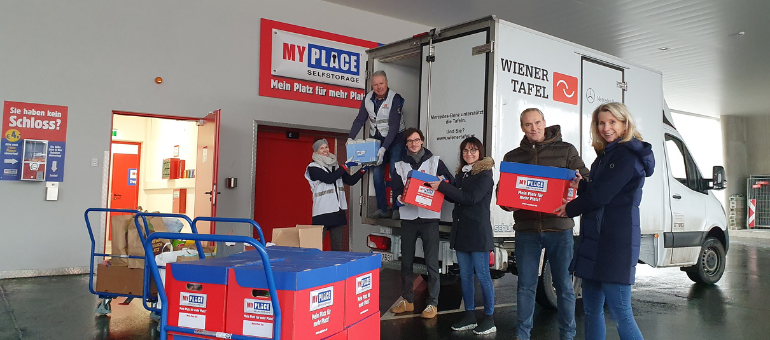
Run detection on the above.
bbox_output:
[712,166,726,190]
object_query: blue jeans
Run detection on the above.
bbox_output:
[515,230,576,340]
[372,141,404,212]
[456,250,495,315]
[582,278,643,340]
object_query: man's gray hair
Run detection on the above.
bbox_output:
[520,108,545,125]
[372,70,387,81]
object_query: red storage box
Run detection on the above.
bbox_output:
[300,252,381,328]
[497,161,576,214]
[346,312,380,340]
[403,170,444,212]
[226,261,347,340]
[165,257,266,336]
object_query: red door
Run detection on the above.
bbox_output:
[254,128,348,250]
[108,142,141,239]
[194,110,221,234]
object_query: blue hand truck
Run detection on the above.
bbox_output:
[83,208,203,316]
[144,228,280,339]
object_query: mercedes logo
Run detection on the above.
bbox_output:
[586,88,596,103]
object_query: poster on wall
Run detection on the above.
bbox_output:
[1,101,68,182]
[259,19,380,108]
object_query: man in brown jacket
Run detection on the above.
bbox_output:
[500,108,589,340]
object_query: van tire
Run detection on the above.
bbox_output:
[686,237,726,284]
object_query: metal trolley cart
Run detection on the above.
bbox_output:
[83,208,204,316]
[144,231,281,339]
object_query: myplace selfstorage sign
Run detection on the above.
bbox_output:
[259,19,380,108]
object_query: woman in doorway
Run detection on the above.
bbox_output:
[427,136,496,335]
[304,138,366,251]
[554,102,655,340]
[390,127,455,319]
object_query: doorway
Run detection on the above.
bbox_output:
[105,110,221,252]
[253,126,350,251]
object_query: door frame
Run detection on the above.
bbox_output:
[251,121,351,247]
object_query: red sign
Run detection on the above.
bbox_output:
[259,19,380,108]
[2,101,68,181]
[553,72,579,105]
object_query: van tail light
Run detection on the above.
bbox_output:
[489,251,495,266]
[367,235,391,251]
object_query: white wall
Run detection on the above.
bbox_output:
[0,0,428,277]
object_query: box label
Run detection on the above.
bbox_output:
[310,286,334,311]
[415,195,433,206]
[178,312,206,329]
[244,299,273,316]
[356,273,373,295]
[516,176,548,192]
[180,292,207,308]
[243,320,273,338]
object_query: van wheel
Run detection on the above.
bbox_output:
[686,237,726,284]
[536,260,582,309]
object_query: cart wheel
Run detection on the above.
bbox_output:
[95,298,112,315]
[150,311,161,322]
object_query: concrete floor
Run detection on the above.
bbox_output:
[2,237,769,339]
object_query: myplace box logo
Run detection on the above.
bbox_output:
[418,186,435,196]
[516,176,548,193]
[310,286,334,311]
[180,292,207,308]
[356,273,373,295]
[245,299,273,316]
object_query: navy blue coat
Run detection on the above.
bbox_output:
[565,138,655,285]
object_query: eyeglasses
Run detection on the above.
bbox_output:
[406,138,422,144]
[462,149,479,155]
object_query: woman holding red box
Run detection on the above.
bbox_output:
[427,136,496,335]
[554,102,655,340]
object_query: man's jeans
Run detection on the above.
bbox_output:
[582,278,644,340]
[515,229,576,340]
[372,141,404,212]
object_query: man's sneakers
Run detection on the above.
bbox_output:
[421,305,438,319]
[451,311,477,331]
[389,299,414,313]
[473,315,496,335]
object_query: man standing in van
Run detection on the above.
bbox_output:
[499,108,589,340]
[348,70,406,219]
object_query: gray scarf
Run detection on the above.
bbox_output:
[408,148,425,163]
[312,152,338,171]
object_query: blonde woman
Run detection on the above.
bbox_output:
[555,102,654,340]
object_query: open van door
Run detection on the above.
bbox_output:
[194,110,221,234]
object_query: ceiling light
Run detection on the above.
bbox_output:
[737,31,746,36]
[659,47,669,51]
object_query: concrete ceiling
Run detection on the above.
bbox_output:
[326,0,770,117]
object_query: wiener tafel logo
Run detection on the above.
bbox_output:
[553,72,578,105]
[309,286,334,311]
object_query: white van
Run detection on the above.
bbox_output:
[354,16,728,308]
